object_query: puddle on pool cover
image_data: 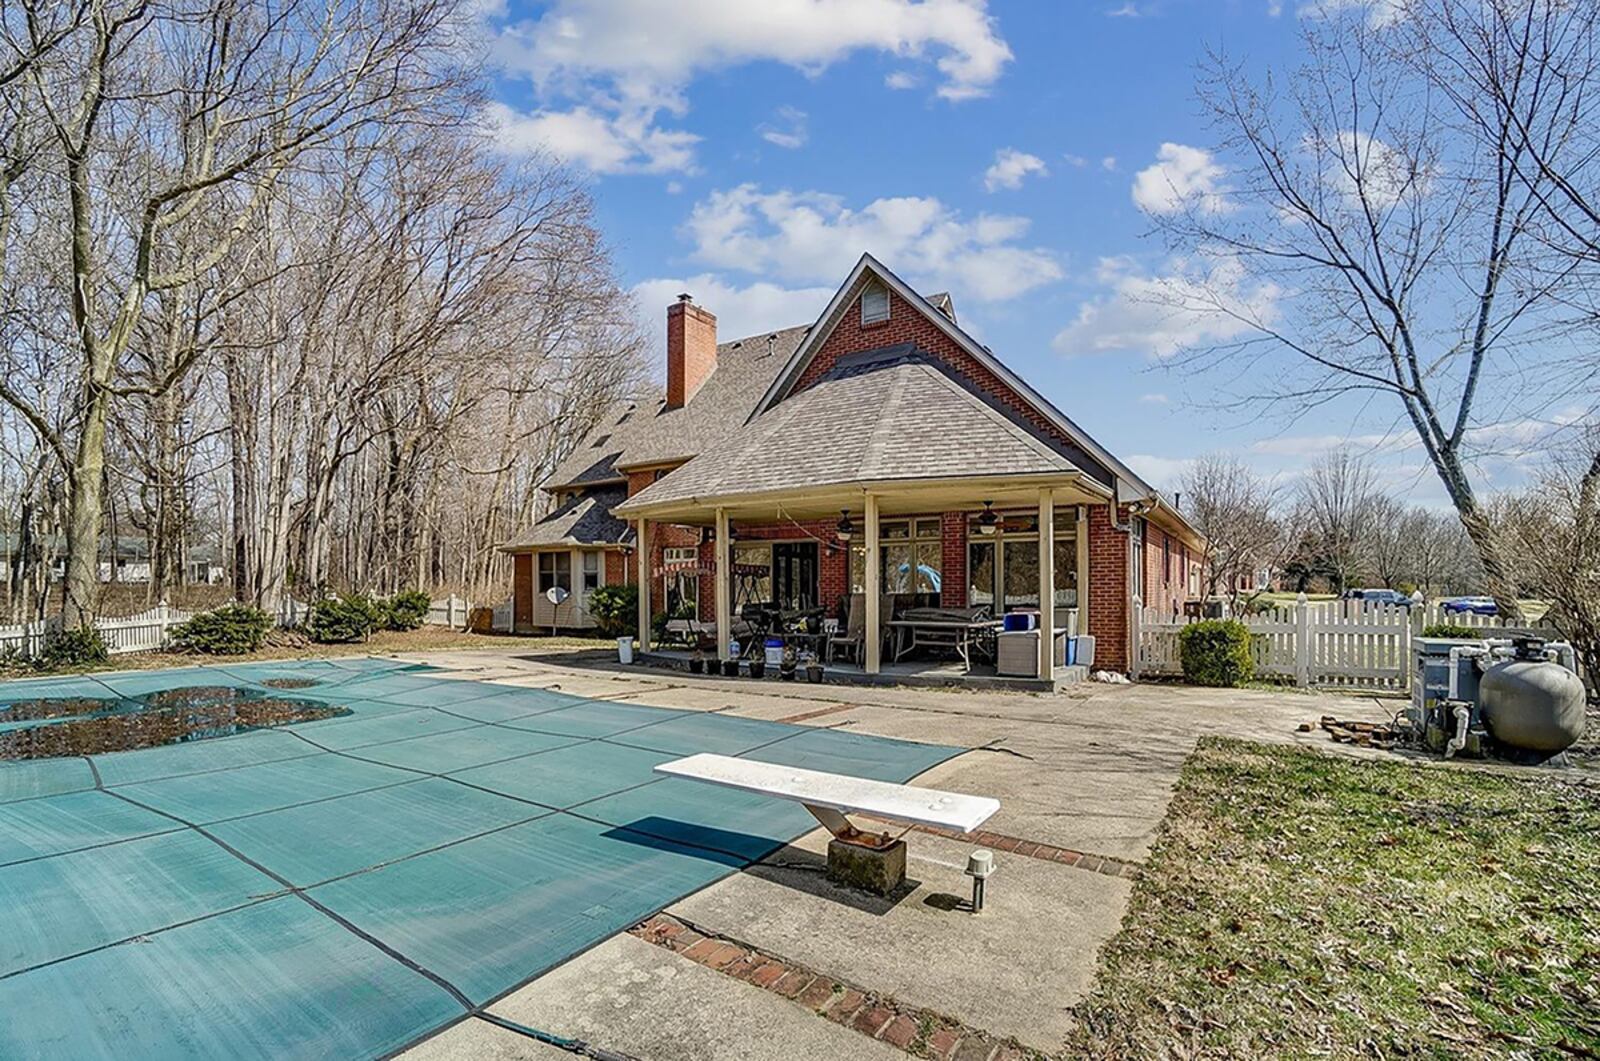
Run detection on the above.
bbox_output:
[0,685,349,761]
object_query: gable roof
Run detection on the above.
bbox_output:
[614,347,1097,514]
[751,254,1174,509]
[501,487,631,552]
[544,325,809,490]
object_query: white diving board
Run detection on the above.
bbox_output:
[654,753,1000,840]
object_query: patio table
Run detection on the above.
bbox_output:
[886,618,1002,673]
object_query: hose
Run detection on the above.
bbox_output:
[476,1012,641,1061]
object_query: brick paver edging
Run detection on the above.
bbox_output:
[863,819,1143,881]
[631,914,1045,1061]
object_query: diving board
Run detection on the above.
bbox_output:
[654,752,999,843]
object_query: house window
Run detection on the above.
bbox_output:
[861,282,890,325]
[733,542,772,610]
[1130,518,1145,604]
[538,552,571,594]
[849,519,941,595]
[965,510,1077,614]
[581,551,601,592]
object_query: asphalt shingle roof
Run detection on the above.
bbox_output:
[615,347,1083,512]
[502,488,632,550]
[545,325,810,489]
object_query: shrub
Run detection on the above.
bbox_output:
[38,625,109,669]
[1423,623,1481,640]
[170,604,273,655]
[381,589,431,632]
[307,595,383,643]
[587,583,638,638]
[1178,619,1255,688]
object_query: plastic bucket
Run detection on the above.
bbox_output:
[617,637,634,664]
[764,638,784,666]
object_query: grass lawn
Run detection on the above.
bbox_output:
[0,628,615,680]
[1066,738,1600,1059]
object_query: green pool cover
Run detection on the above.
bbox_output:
[0,659,959,1059]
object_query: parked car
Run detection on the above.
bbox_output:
[1441,595,1497,616]
[1341,588,1415,608]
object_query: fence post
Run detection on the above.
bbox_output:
[1130,595,1143,679]
[1295,592,1310,688]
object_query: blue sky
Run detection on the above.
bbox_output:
[479,0,1510,507]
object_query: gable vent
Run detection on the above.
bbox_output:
[861,282,890,325]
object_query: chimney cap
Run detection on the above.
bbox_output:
[676,292,693,303]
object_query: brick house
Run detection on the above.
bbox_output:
[502,254,1201,674]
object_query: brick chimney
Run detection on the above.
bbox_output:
[666,293,717,409]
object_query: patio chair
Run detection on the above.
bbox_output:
[827,594,865,664]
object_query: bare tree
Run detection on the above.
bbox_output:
[1179,454,1285,607]
[1149,0,1600,619]
[1297,453,1377,594]
[0,0,461,629]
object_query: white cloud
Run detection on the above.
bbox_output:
[1053,255,1280,358]
[1063,153,1088,169]
[632,274,833,361]
[1107,2,1145,16]
[1138,392,1170,404]
[1297,0,1406,28]
[682,184,1063,301]
[1132,142,1232,215]
[1101,156,1118,171]
[884,70,919,90]
[1126,455,1194,488]
[484,101,698,174]
[492,0,1012,105]
[758,106,808,150]
[1325,130,1431,208]
[983,148,1048,192]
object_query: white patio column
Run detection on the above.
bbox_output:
[864,494,881,674]
[714,508,731,662]
[1076,504,1089,636]
[1038,488,1055,681]
[636,518,652,652]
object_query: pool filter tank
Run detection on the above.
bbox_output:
[1479,637,1587,755]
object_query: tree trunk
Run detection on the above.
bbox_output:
[61,383,108,629]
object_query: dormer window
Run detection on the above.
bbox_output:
[861,281,890,325]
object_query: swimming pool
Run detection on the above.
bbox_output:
[0,658,959,1059]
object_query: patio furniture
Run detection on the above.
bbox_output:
[655,752,1000,895]
[995,627,1070,678]
[888,605,998,672]
[828,594,865,664]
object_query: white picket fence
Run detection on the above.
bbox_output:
[1133,595,1566,691]
[0,593,471,660]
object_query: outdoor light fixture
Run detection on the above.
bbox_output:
[835,510,855,542]
[978,501,999,535]
[964,849,994,912]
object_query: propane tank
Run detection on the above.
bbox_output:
[1478,637,1587,755]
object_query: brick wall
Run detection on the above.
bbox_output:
[792,285,1112,487]
[940,512,968,609]
[1087,505,1129,672]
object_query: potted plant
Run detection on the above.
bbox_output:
[779,643,798,681]
[688,644,705,675]
[802,650,824,684]
[721,655,739,677]
[747,655,766,679]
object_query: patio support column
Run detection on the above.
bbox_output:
[636,518,651,653]
[864,494,881,674]
[714,508,731,662]
[1038,488,1055,681]
[1076,505,1089,636]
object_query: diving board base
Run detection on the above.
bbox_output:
[827,837,907,896]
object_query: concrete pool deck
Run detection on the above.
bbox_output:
[399,648,1392,1059]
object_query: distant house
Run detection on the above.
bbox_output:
[0,534,226,586]
[501,254,1202,673]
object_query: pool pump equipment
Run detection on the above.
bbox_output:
[1407,635,1586,763]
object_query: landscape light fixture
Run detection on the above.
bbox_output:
[978,501,999,535]
[964,849,994,912]
[835,510,855,542]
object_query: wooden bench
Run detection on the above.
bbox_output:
[655,753,999,894]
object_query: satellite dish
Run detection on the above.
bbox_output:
[545,586,569,606]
